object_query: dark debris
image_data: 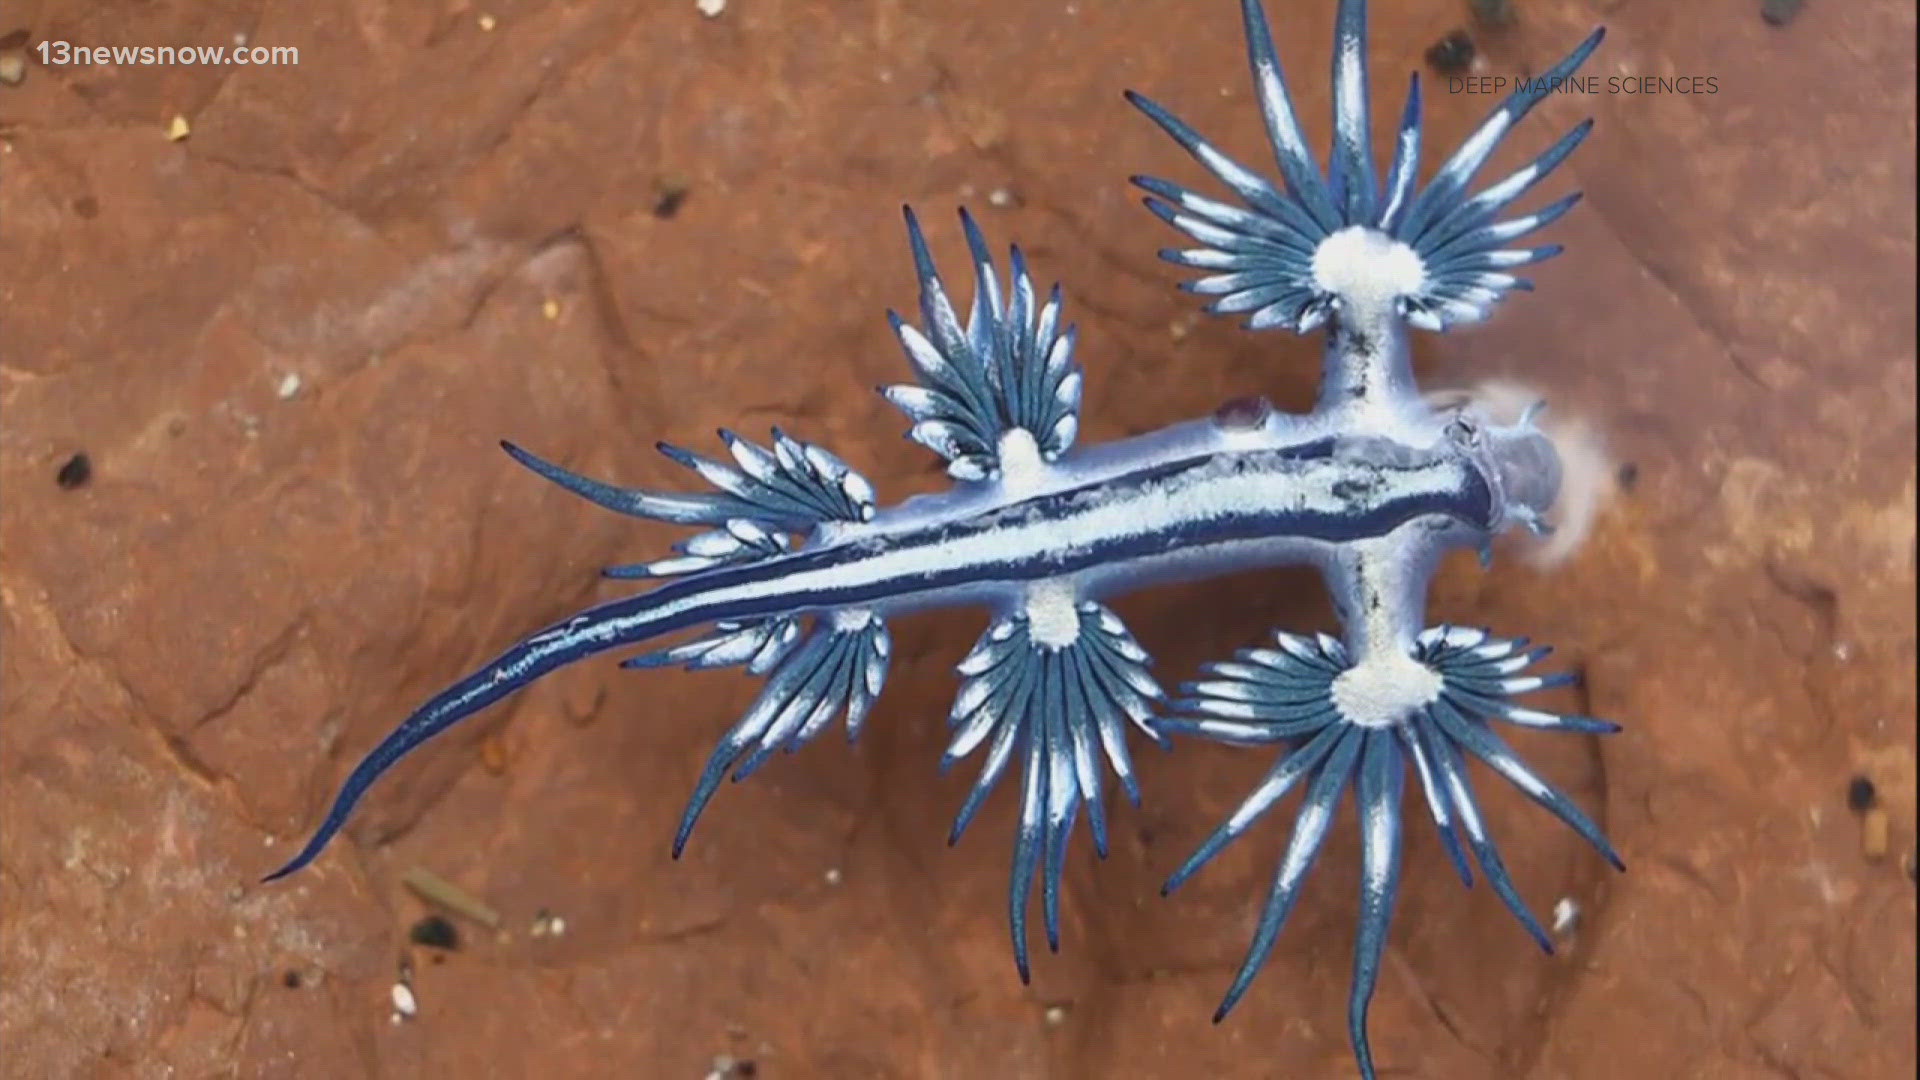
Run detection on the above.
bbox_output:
[1761,0,1805,28]
[1470,0,1516,28]
[56,452,91,490]
[653,182,690,219]
[1846,775,1877,813]
[409,913,461,951]
[1424,30,1476,76]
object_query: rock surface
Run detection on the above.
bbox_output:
[2,1,1913,1077]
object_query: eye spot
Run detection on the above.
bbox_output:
[1444,416,1481,446]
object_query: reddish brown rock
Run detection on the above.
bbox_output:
[2,1,1913,1077]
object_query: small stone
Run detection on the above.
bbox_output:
[987,187,1019,209]
[282,969,302,989]
[1424,30,1475,76]
[56,452,92,489]
[823,867,842,886]
[1044,1004,1068,1026]
[1847,775,1877,812]
[276,372,301,399]
[166,115,191,141]
[697,0,728,17]
[542,298,561,321]
[1862,807,1889,860]
[0,52,25,86]
[1551,897,1580,935]
[478,13,498,31]
[390,981,418,1019]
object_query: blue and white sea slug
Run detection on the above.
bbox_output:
[268,2,1623,1075]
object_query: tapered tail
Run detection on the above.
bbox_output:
[261,586,699,882]
[265,430,886,883]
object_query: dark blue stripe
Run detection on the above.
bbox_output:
[687,439,1493,614]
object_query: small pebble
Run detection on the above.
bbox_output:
[276,372,301,399]
[530,909,567,938]
[390,981,418,1020]
[0,52,25,86]
[987,187,1019,209]
[478,13,498,31]
[823,867,842,886]
[697,0,729,17]
[1424,30,1475,76]
[282,970,302,989]
[542,298,561,321]
[167,115,191,141]
[1044,1004,1068,1026]
[409,914,461,951]
[1862,807,1889,860]
[56,452,92,489]
[1551,897,1581,935]
[1846,775,1877,812]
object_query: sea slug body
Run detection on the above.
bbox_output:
[269,4,1622,1077]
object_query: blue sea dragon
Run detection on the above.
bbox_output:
[268,3,1622,1075]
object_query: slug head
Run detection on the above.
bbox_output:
[1444,401,1562,535]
